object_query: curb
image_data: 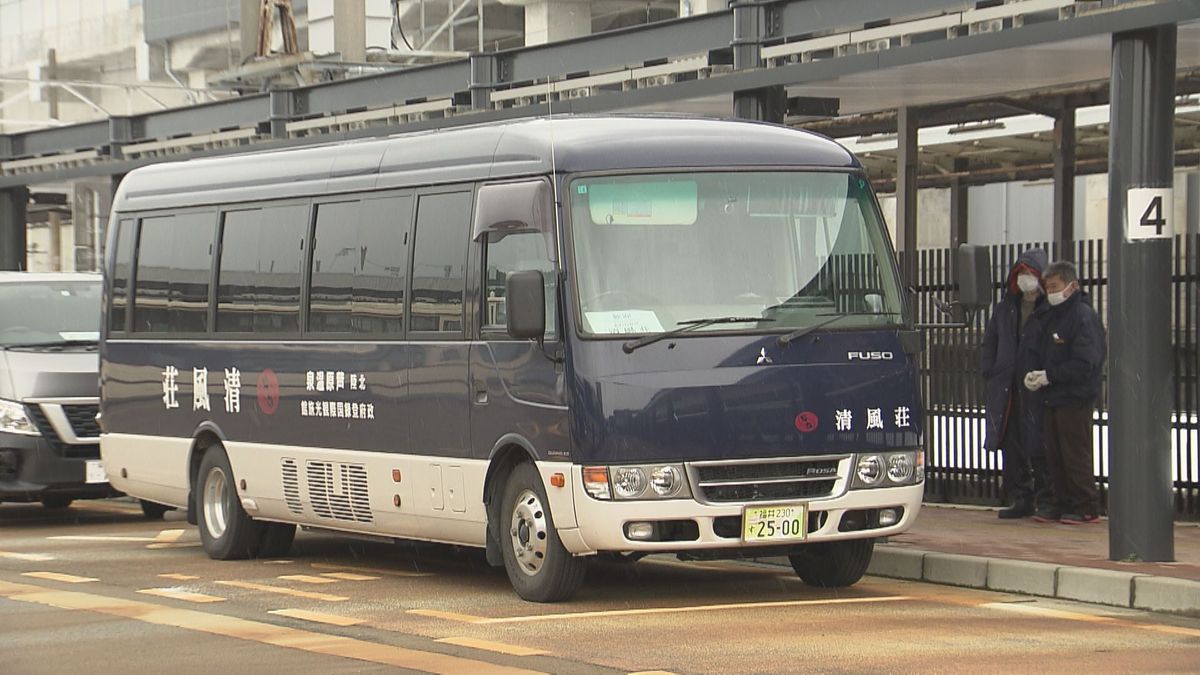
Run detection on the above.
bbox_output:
[867,545,1200,618]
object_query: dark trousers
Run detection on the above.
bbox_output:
[1043,402,1100,516]
[999,402,1048,506]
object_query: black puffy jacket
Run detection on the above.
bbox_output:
[981,248,1048,454]
[1033,289,1106,407]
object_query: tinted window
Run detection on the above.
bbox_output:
[170,212,215,332]
[133,216,172,332]
[109,218,132,332]
[411,192,470,335]
[310,196,412,334]
[484,232,556,336]
[216,204,308,333]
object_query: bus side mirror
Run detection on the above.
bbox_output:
[955,244,992,311]
[506,270,546,340]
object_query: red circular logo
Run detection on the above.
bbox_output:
[794,411,819,433]
[256,368,280,415]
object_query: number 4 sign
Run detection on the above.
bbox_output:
[1126,188,1173,241]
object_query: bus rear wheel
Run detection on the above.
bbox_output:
[196,445,262,560]
[499,462,586,603]
[788,538,874,588]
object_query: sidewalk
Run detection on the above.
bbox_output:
[866,504,1200,616]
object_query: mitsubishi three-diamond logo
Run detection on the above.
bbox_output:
[756,347,773,365]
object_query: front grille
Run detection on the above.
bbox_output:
[62,404,100,438]
[692,457,845,503]
[27,406,56,440]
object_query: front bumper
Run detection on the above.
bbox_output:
[0,431,115,501]
[562,463,922,555]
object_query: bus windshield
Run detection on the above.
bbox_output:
[0,280,101,346]
[569,171,905,336]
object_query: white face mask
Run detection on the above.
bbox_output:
[1016,274,1040,294]
[1047,284,1073,306]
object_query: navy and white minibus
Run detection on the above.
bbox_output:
[100,116,984,602]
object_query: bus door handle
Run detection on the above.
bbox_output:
[473,380,489,405]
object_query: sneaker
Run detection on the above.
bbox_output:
[1031,507,1061,523]
[998,500,1034,519]
[1060,513,1100,525]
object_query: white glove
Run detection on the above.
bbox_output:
[1023,370,1050,391]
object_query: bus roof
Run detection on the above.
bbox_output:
[112,115,859,213]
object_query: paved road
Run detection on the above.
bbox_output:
[2,500,1199,674]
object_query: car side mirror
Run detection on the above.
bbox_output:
[506,270,546,340]
[955,244,992,311]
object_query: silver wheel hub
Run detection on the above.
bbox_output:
[509,488,548,576]
[202,465,230,541]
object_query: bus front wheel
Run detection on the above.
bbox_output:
[788,538,874,588]
[499,462,586,602]
[196,445,262,560]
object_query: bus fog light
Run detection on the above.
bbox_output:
[879,508,900,527]
[856,455,883,486]
[583,466,611,500]
[649,465,683,497]
[887,454,914,483]
[612,467,647,499]
[626,522,654,540]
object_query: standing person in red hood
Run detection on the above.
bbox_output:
[981,248,1052,519]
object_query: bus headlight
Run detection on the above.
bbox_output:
[582,463,691,501]
[851,451,923,489]
[0,399,40,436]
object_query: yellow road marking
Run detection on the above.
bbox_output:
[262,560,296,565]
[153,529,186,543]
[49,535,156,542]
[436,637,549,657]
[409,595,911,625]
[146,543,203,550]
[629,671,678,675]
[277,574,339,585]
[138,588,226,604]
[21,572,97,584]
[0,579,540,674]
[158,573,200,581]
[269,608,365,627]
[320,572,380,581]
[215,580,348,602]
[310,562,433,578]
[0,551,55,562]
[981,602,1200,638]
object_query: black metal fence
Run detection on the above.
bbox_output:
[909,235,1200,519]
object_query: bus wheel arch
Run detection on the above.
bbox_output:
[483,440,537,566]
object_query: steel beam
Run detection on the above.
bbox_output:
[896,106,920,288]
[0,186,29,271]
[1107,24,1176,563]
[949,156,969,250]
[1053,102,1077,260]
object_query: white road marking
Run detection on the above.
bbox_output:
[435,637,549,657]
[0,551,55,562]
[138,587,226,603]
[21,572,97,584]
[269,608,365,627]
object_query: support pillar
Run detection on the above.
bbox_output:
[896,106,920,288]
[731,0,784,123]
[949,157,969,250]
[469,52,496,110]
[1107,25,1176,563]
[1187,172,1199,236]
[1054,103,1077,260]
[522,0,591,47]
[0,186,29,271]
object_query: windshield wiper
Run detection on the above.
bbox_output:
[776,312,900,348]
[622,316,774,354]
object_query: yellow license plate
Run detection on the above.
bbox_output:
[743,504,807,542]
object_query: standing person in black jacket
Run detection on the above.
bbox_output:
[1023,260,1106,524]
[981,248,1050,519]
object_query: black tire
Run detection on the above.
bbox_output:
[499,462,587,602]
[788,538,875,588]
[40,495,73,510]
[196,444,262,560]
[258,522,297,558]
[140,499,172,520]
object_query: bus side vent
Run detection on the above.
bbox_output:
[306,460,373,523]
[281,458,304,516]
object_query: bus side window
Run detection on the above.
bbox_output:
[483,232,556,337]
[216,204,307,334]
[109,218,133,333]
[132,213,212,333]
[410,192,470,335]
